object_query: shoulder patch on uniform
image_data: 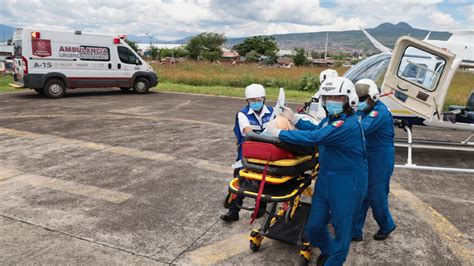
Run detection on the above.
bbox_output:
[331,120,344,128]
[369,111,378,117]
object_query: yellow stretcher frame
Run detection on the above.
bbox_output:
[239,169,295,184]
[246,155,315,167]
[228,177,311,202]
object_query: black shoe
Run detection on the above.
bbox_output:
[352,236,363,242]
[316,254,329,266]
[373,227,396,241]
[220,211,239,222]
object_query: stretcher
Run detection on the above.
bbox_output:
[225,132,319,265]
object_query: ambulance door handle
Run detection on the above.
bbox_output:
[117,63,121,69]
[108,63,112,69]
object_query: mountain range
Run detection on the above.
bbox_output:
[0,22,451,53]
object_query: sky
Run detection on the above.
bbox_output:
[0,0,473,40]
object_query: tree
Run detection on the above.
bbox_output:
[233,36,278,58]
[160,47,189,58]
[185,32,226,61]
[245,51,259,62]
[124,39,139,53]
[293,48,308,66]
[149,45,159,60]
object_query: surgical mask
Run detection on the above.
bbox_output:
[325,101,344,115]
[358,100,369,111]
[250,101,263,111]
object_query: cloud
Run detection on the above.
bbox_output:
[429,11,457,29]
[0,0,469,40]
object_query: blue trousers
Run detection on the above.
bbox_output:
[354,148,395,238]
[306,170,367,265]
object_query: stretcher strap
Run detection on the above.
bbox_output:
[250,160,269,224]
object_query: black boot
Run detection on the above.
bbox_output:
[373,226,396,241]
[316,254,329,266]
[352,236,363,242]
[220,211,239,222]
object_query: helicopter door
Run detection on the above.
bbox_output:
[381,36,458,120]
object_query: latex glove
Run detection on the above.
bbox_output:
[265,120,281,138]
[281,107,300,125]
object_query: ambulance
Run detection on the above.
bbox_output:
[12,28,158,98]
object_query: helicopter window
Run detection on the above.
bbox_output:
[397,46,446,92]
[344,53,391,92]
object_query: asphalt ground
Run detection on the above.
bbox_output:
[0,88,472,265]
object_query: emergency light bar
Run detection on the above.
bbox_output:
[113,38,121,44]
[31,32,40,39]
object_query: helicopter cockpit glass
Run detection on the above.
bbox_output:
[397,46,446,92]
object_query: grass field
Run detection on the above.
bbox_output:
[153,61,347,90]
[0,75,23,93]
[0,64,472,108]
[154,82,314,103]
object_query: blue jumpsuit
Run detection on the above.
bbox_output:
[353,101,396,239]
[279,113,368,266]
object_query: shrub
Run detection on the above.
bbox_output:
[296,72,320,92]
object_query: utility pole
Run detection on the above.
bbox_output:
[145,33,152,56]
[324,32,328,60]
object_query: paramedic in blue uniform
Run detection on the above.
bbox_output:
[352,79,396,241]
[266,77,368,265]
[220,83,275,222]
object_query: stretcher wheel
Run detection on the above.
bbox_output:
[249,230,263,252]
[249,241,260,252]
[298,244,311,266]
[298,256,310,266]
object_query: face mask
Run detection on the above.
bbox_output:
[325,101,344,115]
[250,101,263,111]
[358,100,369,111]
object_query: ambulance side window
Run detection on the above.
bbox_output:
[117,46,141,65]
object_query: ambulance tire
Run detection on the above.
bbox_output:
[34,88,45,95]
[44,79,66,99]
[133,77,150,94]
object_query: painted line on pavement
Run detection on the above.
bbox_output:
[0,166,132,204]
[0,167,24,181]
[185,232,275,265]
[391,181,473,265]
[15,174,132,204]
[0,113,231,128]
[0,127,232,175]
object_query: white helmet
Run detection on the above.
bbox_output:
[355,79,380,102]
[319,69,339,84]
[319,77,358,109]
[245,83,266,99]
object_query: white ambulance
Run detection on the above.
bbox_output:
[12,28,158,98]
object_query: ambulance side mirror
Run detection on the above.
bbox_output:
[135,58,140,65]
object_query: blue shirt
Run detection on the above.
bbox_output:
[279,113,367,174]
[358,101,394,152]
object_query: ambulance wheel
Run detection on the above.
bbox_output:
[44,79,66,99]
[119,87,131,91]
[133,77,150,94]
[34,88,44,95]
